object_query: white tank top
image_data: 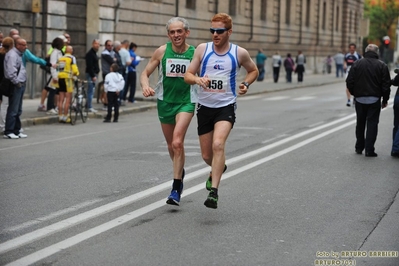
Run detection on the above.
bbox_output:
[198,42,240,108]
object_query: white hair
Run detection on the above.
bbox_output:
[365,44,379,54]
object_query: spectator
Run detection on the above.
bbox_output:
[295,50,306,82]
[333,50,345,78]
[101,40,115,110]
[38,34,68,112]
[346,44,391,157]
[103,63,125,123]
[0,37,14,133]
[85,39,100,113]
[390,72,399,158]
[47,37,66,115]
[125,42,140,103]
[272,51,282,83]
[3,38,27,139]
[0,31,3,48]
[118,40,132,105]
[283,53,295,83]
[324,55,332,74]
[256,49,267,81]
[57,45,79,123]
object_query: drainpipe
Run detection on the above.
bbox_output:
[331,0,335,47]
[297,0,302,44]
[175,0,179,16]
[248,0,254,41]
[115,0,123,30]
[215,0,218,14]
[41,0,48,90]
[275,0,280,43]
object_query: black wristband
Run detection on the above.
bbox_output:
[241,82,250,89]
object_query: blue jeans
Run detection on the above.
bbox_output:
[286,69,293,82]
[257,65,265,81]
[392,95,399,153]
[5,84,25,135]
[336,64,344,77]
[86,73,96,109]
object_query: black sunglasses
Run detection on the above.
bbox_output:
[210,28,228,34]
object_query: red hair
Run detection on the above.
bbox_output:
[211,13,232,29]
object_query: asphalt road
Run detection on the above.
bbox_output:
[0,82,398,266]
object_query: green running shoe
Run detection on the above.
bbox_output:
[204,191,218,209]
[206,164,227,191]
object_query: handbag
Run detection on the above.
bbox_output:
[0,78,15,97]
[0,65,21,97]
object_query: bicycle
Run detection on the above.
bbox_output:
[69,79,89,125]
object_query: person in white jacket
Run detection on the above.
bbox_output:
[104,63,125,122]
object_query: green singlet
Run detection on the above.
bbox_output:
[156,42,196,124]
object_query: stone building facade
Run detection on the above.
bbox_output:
[0,0,365,97]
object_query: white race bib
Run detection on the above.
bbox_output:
[202,75,228,94]
[166,58,190,77]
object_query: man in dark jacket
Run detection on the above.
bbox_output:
[390,71,399,157]
[346,44,391,157]
[85,39,100,112]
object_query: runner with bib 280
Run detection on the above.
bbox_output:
[140,17,196,207]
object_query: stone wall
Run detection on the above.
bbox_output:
[0,0,364,97]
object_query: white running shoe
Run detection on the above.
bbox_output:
[88,108,97,113]
[18,133,28,138]
[4,133,19,139]
[46,109,58,115]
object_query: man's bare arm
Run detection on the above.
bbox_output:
[140,45,166,97]
[184,43,209,88]
[237,47,259,95]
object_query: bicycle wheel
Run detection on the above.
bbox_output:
[70,96,79,125]
[81,90,88,123]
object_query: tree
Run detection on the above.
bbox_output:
[364,0,399,46]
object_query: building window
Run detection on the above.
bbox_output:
[349,10,352,33]
[322,2,326,30]
[354,11,357,33]
[336,6,339,31]
[261,0,267,21]
[186,0,195,9]
[286,0,291,24]
[306,0,310,27]
[229,0,236,16]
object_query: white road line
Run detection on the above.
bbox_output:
[0,112,357,256]
[2,199,103,233]
[262,96,289,101]
[292,96,316,101]
[4,117,357,266]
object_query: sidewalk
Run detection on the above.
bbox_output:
[20,73,344,127]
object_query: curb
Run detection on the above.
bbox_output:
[21,103,158,127]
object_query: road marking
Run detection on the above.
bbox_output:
[292,96,316,101]
[0,112,358,256]
[4,117,357,266]
[0,112,357,256]
[262,96,289,101]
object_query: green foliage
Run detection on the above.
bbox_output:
[364,0,399,42]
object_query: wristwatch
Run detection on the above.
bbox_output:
[241,82,250,89]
